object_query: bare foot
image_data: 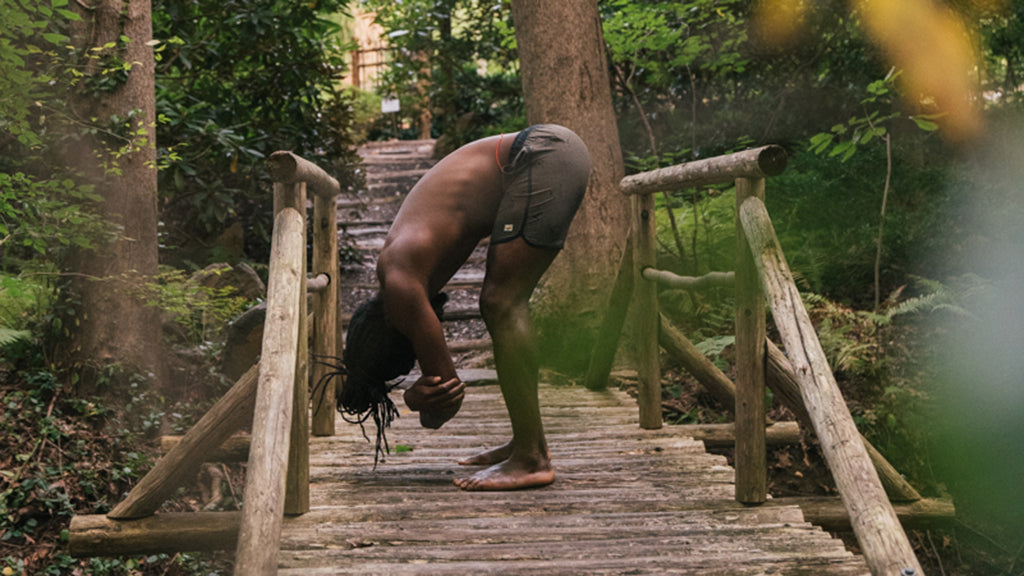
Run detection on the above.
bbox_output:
[453,457,554,491]
[458,442,513,466]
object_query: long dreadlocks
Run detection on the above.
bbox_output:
[315,292,448,466]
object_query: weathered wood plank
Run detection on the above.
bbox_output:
[279,558,869,576]
[74,380,875,574]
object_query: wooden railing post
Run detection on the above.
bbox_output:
[739,195,923,576]
[275,181,310,517]
[584,237,634,391]
[267,150,341,440]
[633,195,662,429]
[234,204,305,575]
[734,177,767,505]
[311,191,339,436]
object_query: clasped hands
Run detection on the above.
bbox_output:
[403,375,465,429]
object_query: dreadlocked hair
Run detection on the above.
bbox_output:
[313,355,401,468]
[321,292,448,467]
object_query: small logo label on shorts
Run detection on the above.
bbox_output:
[503,224,514,232]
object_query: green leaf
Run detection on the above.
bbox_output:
[55,8,81,20]
[829,140,857,162]
[42,33,69,45]
[808,133,833,154]
[0,328,31,347]
[911,117,939,132]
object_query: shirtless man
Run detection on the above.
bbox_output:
[345,125,590,491]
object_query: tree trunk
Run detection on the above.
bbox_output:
[64,0,165,392]
[510,0,629,373]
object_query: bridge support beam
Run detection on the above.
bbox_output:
[69,512,240,557]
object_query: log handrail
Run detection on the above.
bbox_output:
[267,151,341,199]
[233,152,341,573]
[739,195,922,575]
[641,268,734,291]
[619,145,787,196]
[608,144,926,575]
[68,151,340,572]
[234,206,305,575]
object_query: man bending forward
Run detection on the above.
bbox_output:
[346,125,590,491]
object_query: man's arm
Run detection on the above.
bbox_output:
[378,268,465,427]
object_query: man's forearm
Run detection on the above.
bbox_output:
[380,275,458,380]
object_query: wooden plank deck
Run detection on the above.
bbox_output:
[278,380,870,575]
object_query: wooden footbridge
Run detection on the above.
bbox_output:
[68,140,951,575]
[274,376,871,575]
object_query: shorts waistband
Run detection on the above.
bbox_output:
[508,125,538,166]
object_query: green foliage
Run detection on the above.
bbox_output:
[346,86,384,143]
[602,0,749,91]
[605,0,884,164]
[797,276,989,491]
[0,274,49,331]
[0,173,109,263]
[765,144,953,305]
[808,70,940,162]
[0,0,80,149]
[139,268,254,348]
[362,0,522,145]
[0,369,226,575]
[979,1,1024,102]
[0,0,122,275]
[153,0,363,262]
[654,184,737,275]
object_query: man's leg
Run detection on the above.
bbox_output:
[454,237,558,491]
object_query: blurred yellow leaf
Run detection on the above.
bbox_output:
[856,0,981,141]
[750,0,1009,143]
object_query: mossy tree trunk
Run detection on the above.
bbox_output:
[63,0,165,392]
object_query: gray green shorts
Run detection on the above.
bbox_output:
[491,124,591,250]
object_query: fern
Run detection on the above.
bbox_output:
[884,275,983,322]
[0,327,30,347]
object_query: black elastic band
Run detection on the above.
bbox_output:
[508,125,537,168]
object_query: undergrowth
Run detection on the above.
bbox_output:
[0,268,247,574]
[0,365,230,575]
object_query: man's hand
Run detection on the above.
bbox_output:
[403,375,465,429]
